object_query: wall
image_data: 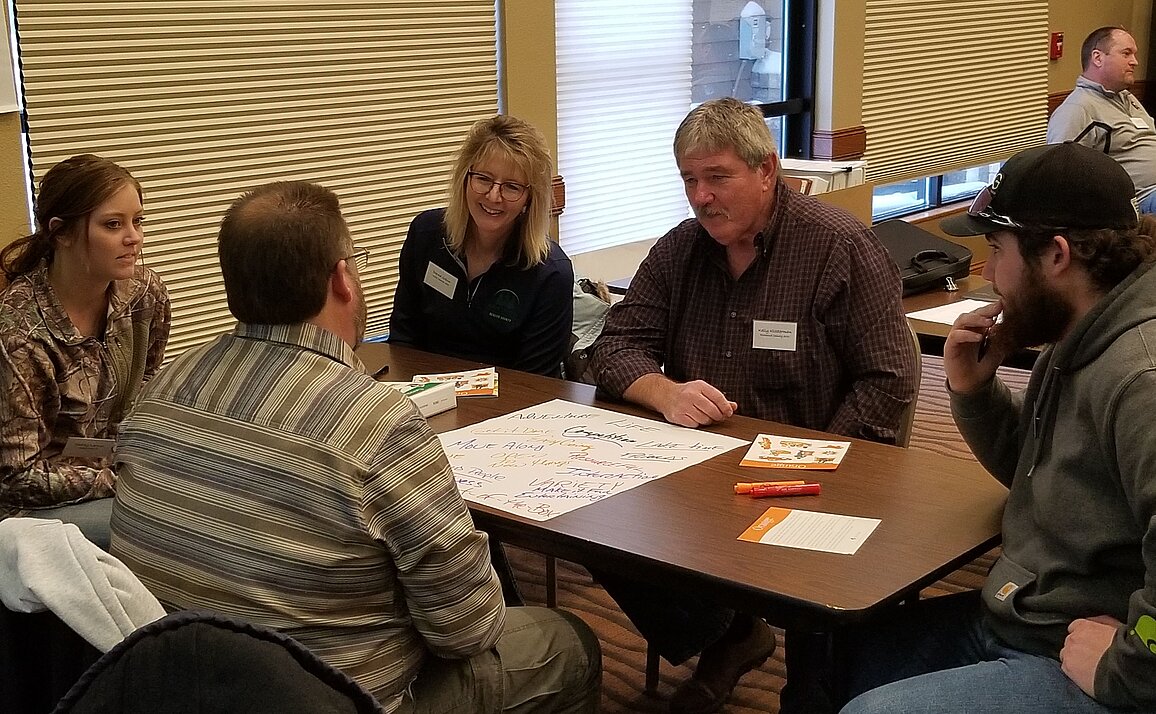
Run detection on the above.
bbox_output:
[0,1,1149,264]
[0,112,27,247]
[0,0,24,250]
[501,0,557,159]
[1049,0,1152,93]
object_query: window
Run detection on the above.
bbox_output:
[689,0,814,155]
[871,161,1001,222]
[556,0,816,256]
[12,1,499,355]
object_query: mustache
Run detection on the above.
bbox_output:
[695,207,729,220]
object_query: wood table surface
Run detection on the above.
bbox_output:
[903,274,993,340]
[358,342,1007,631]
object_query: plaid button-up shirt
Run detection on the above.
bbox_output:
[590,181,917,444]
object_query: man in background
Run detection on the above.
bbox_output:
[588,97,917,714]
[110,180,600,713]
[1048,26,1156,213]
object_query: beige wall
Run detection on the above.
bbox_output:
[814,0,1152,135]
[1049,0,1152,92]
[0,112,26,248]
[0,0,1149,255]
[501,0,557,159]
[816,0,866,131]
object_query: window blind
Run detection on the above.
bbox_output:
[13,1,498,356]
[555,0,693,256]
[861,0,1048,184]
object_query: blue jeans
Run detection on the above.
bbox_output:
[840,592,1118,714]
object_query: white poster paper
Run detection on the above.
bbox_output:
[438,399,747,521]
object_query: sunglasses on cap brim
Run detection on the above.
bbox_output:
[966,185,1025,230]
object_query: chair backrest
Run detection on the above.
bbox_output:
[0,607,100,714]
[895,320,923,448]
[53,610,385,714]
[782,175,814,194]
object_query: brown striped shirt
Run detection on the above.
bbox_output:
[110,323,504,711]
[590,182,917,443]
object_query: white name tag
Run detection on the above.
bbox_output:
[61,437,116,460]
[753,320,797,351]
[1132,117,1150,131]
[423,262,458,300]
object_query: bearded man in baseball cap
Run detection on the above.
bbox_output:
[838,142,1156,714]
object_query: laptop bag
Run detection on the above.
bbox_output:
[873,219,973,296]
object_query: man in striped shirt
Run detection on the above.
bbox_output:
[110,181,600,713]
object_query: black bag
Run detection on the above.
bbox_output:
[873,219,973,296]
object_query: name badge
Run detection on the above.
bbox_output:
[753,320,797,351]
[1132,117,1151,131]
[423,262,458,300]
[61,437,116,460]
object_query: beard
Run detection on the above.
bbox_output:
[355,288,367,345]
[989,264,1074,353]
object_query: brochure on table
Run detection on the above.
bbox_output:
[739,435,850,469]
[738,507,880,555]
[437,399,746,521]
[412,367,498,397]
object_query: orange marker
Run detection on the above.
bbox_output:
[747,482,822,498]
[733,480,806,494]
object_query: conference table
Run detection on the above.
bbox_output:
[903,274,994,343]
[902,275,1039,369]
[358,342,1006,636]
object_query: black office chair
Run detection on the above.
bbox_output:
[0,607,101,714]
[52,610,384,714]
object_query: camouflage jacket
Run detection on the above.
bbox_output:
[1,263,170,515]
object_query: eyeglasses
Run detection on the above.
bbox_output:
[344,248,370,271]
[466,171,528,202]
[966,185,1024,230]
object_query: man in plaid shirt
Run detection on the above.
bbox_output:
[589,97,916,714]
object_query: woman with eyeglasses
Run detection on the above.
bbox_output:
[0,155,170,549]
[389,115,574,378]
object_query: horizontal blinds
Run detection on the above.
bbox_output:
[862,1,1048,184]
[14,1,498,357]
[556,0,692,256]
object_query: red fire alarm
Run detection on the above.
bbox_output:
[1050,32,1064,60]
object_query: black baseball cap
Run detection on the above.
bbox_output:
[940,142,1139,236]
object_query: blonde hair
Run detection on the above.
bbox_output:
[443,115,553,268]
[673,97,777,170]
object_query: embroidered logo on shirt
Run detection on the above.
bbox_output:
[485,288,521,327]
[994,581,1019,602]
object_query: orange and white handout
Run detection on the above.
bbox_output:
[738,506,880,555]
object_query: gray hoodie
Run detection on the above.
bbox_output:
[952,259,1156,710]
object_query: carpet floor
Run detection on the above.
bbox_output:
[505,355,1032,713]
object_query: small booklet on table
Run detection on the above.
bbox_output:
[383,381,457,418]
[411,367,499,398]
[739,435,850,470]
